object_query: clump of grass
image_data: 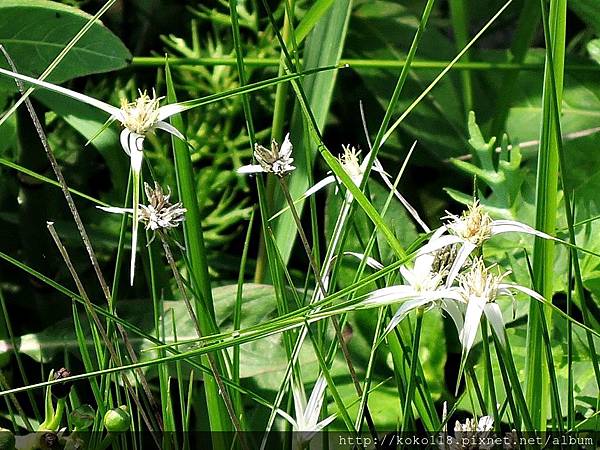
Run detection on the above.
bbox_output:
[0,0,599,448]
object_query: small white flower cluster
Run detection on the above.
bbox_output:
[119,90,163,135]
[0,67,187,285]
[445,416,495,450]
[139,182,187,232]
[237,133,295,177]
[354,198,551,373]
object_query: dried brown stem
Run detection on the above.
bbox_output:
[46,222,162,444]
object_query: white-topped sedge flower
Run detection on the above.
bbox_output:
[99,182,187,268]
[350,251,464,344]
[417,199,556,286]
[270,144,430,232]
[237,133,295,177]
[440,402,494,450]
[0,67,191,284]
[453,257,544,377]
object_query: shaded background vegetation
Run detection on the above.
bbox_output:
[1,0,600,434]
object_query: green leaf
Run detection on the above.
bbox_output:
[0,284,333,390]
[569,0,600,35]
[324,179,418,290]
[346,0,465,163]
[0,0,131,89]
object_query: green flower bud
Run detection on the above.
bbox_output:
[103,406,130,432]
[0,428,15,450]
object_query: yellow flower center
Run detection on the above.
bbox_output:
[338,145,363,184]
[447,199,493,246]
[119,90,162,135]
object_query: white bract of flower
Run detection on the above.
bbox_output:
[302,145,385,201]
[274,374,335,448]
[98,182,187,265]
[237,133,295,177]
[455,257,544,375]
[353,251,464,343]
[271,143,430,232]
[0,67,190,285]
[417,199,557,286]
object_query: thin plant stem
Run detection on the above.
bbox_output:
[538,0,600,414]
[480,319,500,431]
[276,176,379,439]
[400,308,424,436]
[1,46,162,434]
[526,0,565,429]
[131,56,600,72]
[45,222,162,445]
[0,288,41,422]
[158,234,247,446]
[0,372,34,432]
[0,45,112,304]
[381,0,514,146]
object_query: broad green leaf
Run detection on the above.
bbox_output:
[0,0,130,89]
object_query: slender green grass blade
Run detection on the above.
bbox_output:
[526,0,566,429]
[271,0,353,264]
[165,61,232,435]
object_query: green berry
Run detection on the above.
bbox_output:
[103,406,130,432]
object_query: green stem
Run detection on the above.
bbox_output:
[165,62,232,434]
[448,0,472,116]
[277,177,379,439]
[400,308,424,436]
[131,56,600,72]
[481,319,500,430]
[526,0,566,430]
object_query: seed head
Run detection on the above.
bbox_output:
[254,133,295,176]
[338,145,363,185]
[119,89,163,135]
[458,258,508,303]
[139,182,186,231]
[445,200,493,246]
[52,367,73,399]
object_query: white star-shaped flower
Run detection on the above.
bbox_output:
[237,133,295,177]
[0,67,191,284]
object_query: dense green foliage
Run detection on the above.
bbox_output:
[0,0,600,448]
